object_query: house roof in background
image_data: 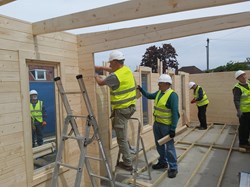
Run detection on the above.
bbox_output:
[179,66,203,74]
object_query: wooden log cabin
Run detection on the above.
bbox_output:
[0,0,249,186]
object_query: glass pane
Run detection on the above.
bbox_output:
[142,74,149,125]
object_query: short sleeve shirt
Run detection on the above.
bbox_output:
[104,73,120,90]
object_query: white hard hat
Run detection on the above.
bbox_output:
[158,74,172,84]
[109,50,125,61]
[235,70,245,79]
[30,90,38,95]
[189,82,196,89]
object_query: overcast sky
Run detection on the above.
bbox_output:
[1,0,250,71]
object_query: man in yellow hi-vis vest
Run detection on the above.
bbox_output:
[95,50,136,171]
[137,74,179,178]
[30,90,47,147]
[189,82,209,130]
[233,70,250,150]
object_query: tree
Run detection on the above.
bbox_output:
[140,44,179,74]
[208,59,250,73]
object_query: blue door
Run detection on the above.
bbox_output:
[30,82,56,137]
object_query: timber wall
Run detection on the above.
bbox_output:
[189,71,250,125]
[0,15,81,187]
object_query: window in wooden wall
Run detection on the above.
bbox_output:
[141,72,149,126]
[28,64,57,171]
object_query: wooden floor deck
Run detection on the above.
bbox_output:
[106,122,250,187]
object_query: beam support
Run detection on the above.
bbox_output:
[78,12,250,53]
[0,0,15,6]
[32,0,247,35]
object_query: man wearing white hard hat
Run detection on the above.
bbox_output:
[95,50,136,171]
[30,90,47,147]
[189,81,209,130]
[233,70,250,149]
[137,74,179,178]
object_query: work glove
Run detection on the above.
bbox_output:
[191,98,196,104]
[169,130,175,138]
[42,121,47,126]
[237,110,243,118]
[137,85,143,92]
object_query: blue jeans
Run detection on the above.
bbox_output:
[153,121,178,170]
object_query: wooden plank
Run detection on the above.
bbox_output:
[0,49,18,61]
[0,15,32,34]
[0,71,20,81]
[77,16,206,46]
[0,132,23,146]
[0,102,22,115]
[0,27,34,44]
[0,122,23,136]
[0,112,22,126]
[0,81,20,92]
[32,0,246,35]
[0,0,16,6]
[0,60,19,72]
[0,92,21,104]
[158,125,188,145]
[0,27,77,51]
[79,12,250,53]
[0,167,27,187]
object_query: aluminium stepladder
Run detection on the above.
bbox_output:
[51,74,117,187]
[114,118,151,186]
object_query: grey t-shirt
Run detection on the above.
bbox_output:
[104,73,120,90]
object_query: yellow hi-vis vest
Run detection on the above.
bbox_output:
[110,66,136,109]
[194,86,209,107]
[234,82,250,112]
[30,100,43,123]
[154,89,173,125]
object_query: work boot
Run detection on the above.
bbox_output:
[168,169,178,178]
[152,162,168,170]
[239,144,250,149]
[198,127,207,130]
[117,162,133,171]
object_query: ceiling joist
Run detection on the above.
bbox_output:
[32,0,247,35]
[0,0,15,6]
[78,12,250,53]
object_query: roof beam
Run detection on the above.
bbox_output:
[32,0,247,35]
[0,0,15,6]
[77,12,250,53]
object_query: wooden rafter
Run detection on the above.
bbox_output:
[0,0,15,6]
[78,12,250,53]
[32,0,247,35]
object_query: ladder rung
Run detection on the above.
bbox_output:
[57,162,81,171]
[68,115,88,118]
[85,155,102,161]
[63,135,85,140]
[89,172,111,181]
[62,91,82,94]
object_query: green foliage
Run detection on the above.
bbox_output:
[140,44,178,74]
[207,58,250,73]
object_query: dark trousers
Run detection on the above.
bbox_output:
[238,112,250,145]
[197,104,208,128]
[32,122,44,147]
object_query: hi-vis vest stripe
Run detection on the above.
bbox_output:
[234,82,250,112]
[153,89,173,125]
[110,66,136,109]
[194,86,209,107]
[30,100,43,123]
